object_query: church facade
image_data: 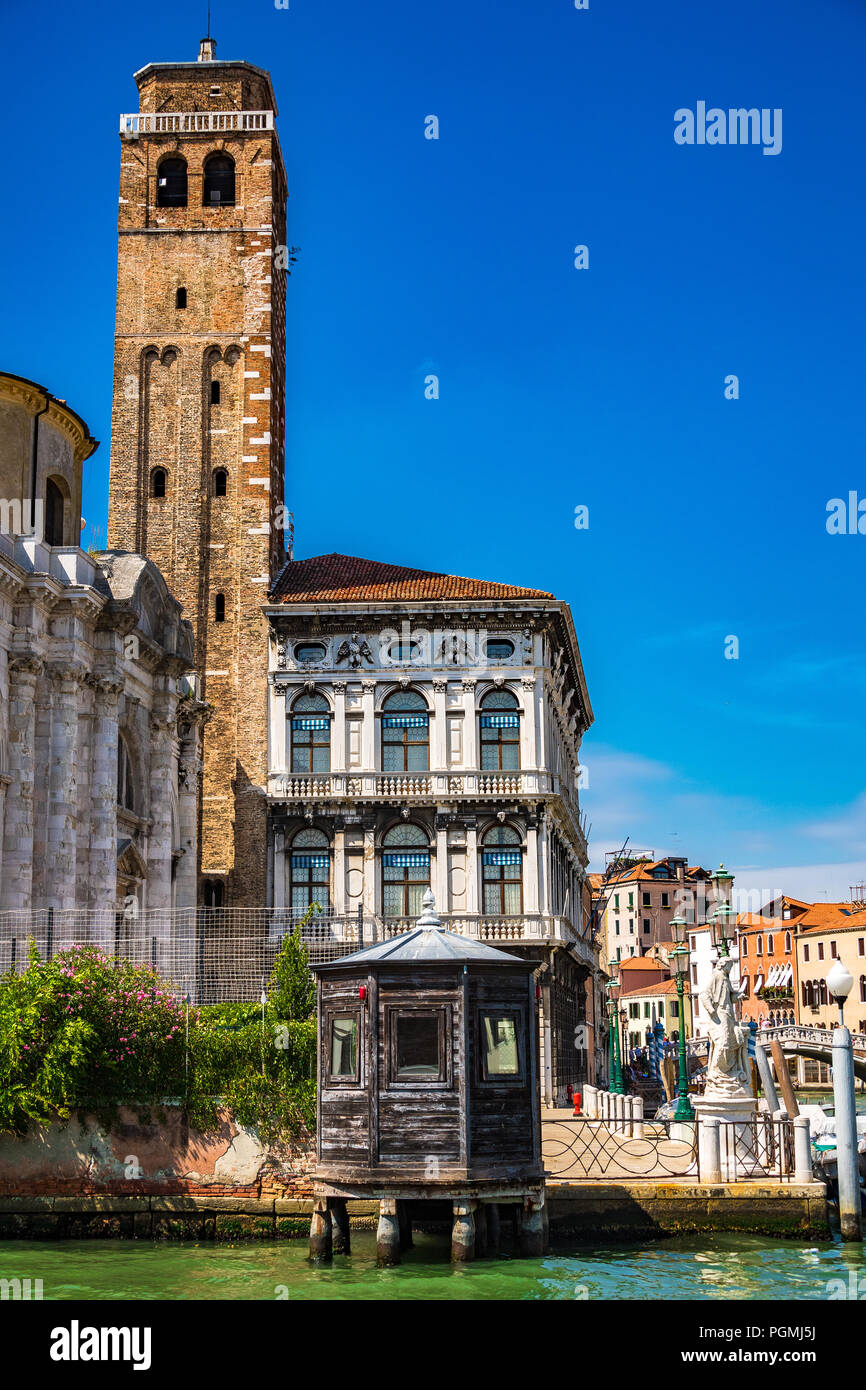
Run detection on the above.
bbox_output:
[0,370,207,935]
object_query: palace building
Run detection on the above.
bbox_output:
[106,37,289,907]
[263,552,598,1103]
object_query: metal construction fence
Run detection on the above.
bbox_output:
[542,1113,799,1183]
[0,908,379,1005]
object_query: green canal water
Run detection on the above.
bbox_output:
[3,1231,865,1301]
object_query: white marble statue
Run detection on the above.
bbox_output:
[700,956,751,1098]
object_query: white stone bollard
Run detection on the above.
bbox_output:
[601,1091,609,1124]
[699,1116,722,1184]
[793,1116,813,1183]
[631,1095,644,1140]
[614,1093,624,1131]
[584,1085,598,1119]
[623,1095,634,1137]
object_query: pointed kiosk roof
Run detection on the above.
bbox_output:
[311,892,532,972]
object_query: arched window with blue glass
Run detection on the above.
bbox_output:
[382,823,430,917]
[291,691,331,774]
[482,824,523,914]
[479,689,521,771]
[290,827,331,913]
[381,689,429,773]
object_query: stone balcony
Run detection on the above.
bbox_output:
[119,111,274,137]
[269,768,560,802]
[377,912,597,966]
[267,768,587,857]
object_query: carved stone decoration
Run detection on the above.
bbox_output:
[336,633,374,668]
[275,636,288,670]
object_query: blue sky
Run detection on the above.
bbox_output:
[2,0,865,900]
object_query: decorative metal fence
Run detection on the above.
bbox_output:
[714,1113,796,1183]
[542,1117,698,1181]
[542,1113,799,1183]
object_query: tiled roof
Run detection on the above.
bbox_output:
[738,902,866,934]
[621,978,687,998]
[601,859,707,886]
[617,956,669,972]
[269,553,554,604]
[796,903,866,934]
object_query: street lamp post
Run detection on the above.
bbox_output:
[709,902,737,960]
[607,995,616,1091]
[669,914,694,1121]
[827,959,863,1241]
[607,960,624,1095]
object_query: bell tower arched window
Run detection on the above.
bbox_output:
[157,157,188,208]
[290,827,331,913]
[482,824,523,914]
[381,690,429,772]
[291,692,331,773]
[479,689,520,771]
[203,153,235,207]
[212,468,227,497]
[150,467,167,499]
[382,823,430,918]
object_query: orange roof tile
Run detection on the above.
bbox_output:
[621,979,689,998]
[601,859,708,885]
[269,553,554,604]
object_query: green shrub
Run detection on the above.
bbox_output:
[0,930,319,1145]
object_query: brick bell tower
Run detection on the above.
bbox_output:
[107,37,289,906]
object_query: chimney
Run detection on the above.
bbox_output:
[198,36,217,62]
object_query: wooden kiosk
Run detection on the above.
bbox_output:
[309,891,545,1264]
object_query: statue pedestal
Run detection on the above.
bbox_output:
[694,1092,761,1180]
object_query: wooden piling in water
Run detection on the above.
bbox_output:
[309,1199,333,1262]
[377,1199,401,1266]
[331,1198,350,1255]
[519,1196,546,1257]
[451,1200,477,1262]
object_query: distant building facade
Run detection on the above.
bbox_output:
[595,853,712,965]
[263,551,599,1103]
[621,978,692,1051]
[736,896,806,1027]
[795,903,866,1036]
